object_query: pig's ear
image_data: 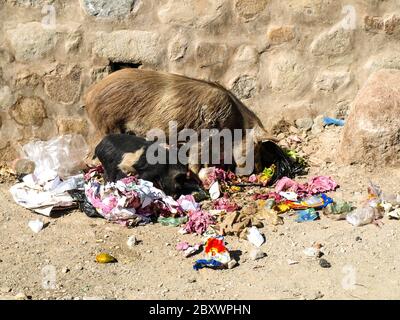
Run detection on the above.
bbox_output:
[118,148,144,174]
[253,125,279,143]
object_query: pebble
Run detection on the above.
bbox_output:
[355,236,362,242]
[187,278,197,283]
[319,259,331,268]
[15,292,27,300]
[0,287,11,294]
[249,248,266,261]
[227,259,238,269]
[287,259,299,265]
[303,247,322,258]
[28,219,44,233]
[126,236,138,248]
[62,267,70,274]
[295,118,313,131]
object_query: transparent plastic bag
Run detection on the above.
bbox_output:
[346,206,377,227]
[21,134,89,179]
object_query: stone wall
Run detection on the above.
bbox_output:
[1,0,400,161]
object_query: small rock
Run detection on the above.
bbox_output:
[303,247,322,258]
[15,292,27,300]
[289,126,299,134]
[319,259,331,268]
[187,278,197,283]
[249,248,267,261]
[0,287,11,294]
[227,259,238,269]
[13,159,35,177]
[295,118,313,131]
[277,133,285,140]
[62,267,70,274]
[287,259,299,265]
[74,264,84,271]
[28,220,44,233]
[311,115,325,134]
[355,236,362,242]
[126,236,138,248]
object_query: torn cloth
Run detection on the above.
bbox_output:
[184,210,216,235]
[275,176,338,197]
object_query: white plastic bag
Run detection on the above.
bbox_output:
[21,134,89,179]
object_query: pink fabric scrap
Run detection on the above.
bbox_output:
[253,192,282,202]
[275,176,338,197]
[184,210,216,235]
[213,196,239,212]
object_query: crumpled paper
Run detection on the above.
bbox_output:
[10,173,83,216]
[84,166,182,227]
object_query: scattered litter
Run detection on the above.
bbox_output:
[95,253,117,264]
[21,134,89,179]
[184,210,216,235]
[319,258,331,268]
[279,191,298,201]
[256,201,284,226]
[323,200,354,220]
[177,195,200,212]
[295,208,319,223]
[218,205,263,238]
[209,181,221,200]
[84,166,182,227]
[249,248,266,261]
[192,189,208,202]
[10,174,83,216]
[158,216,188,227]
[28,219,44,233]
[176,242,202,258]
[288,259,299,265]
[388,208,400,220]
[346,182,384,227]
[126,236,138,248]
[276,176,338,197]
[68,189,102,218]
[284,194,333,210]
[346,207,380,227]
[247,226,265,247]
[323,117,345,126]
[213,196,239,212]
[193,237,231,270]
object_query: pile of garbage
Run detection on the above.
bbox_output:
[6,134,400,271]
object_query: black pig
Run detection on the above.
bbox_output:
[94,134,199,197]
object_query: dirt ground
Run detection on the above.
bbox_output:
[1,126,400,300]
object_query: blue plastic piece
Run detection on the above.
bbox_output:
[295,208,319,223]
[193,259,223,271]
[323,117,345,126]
